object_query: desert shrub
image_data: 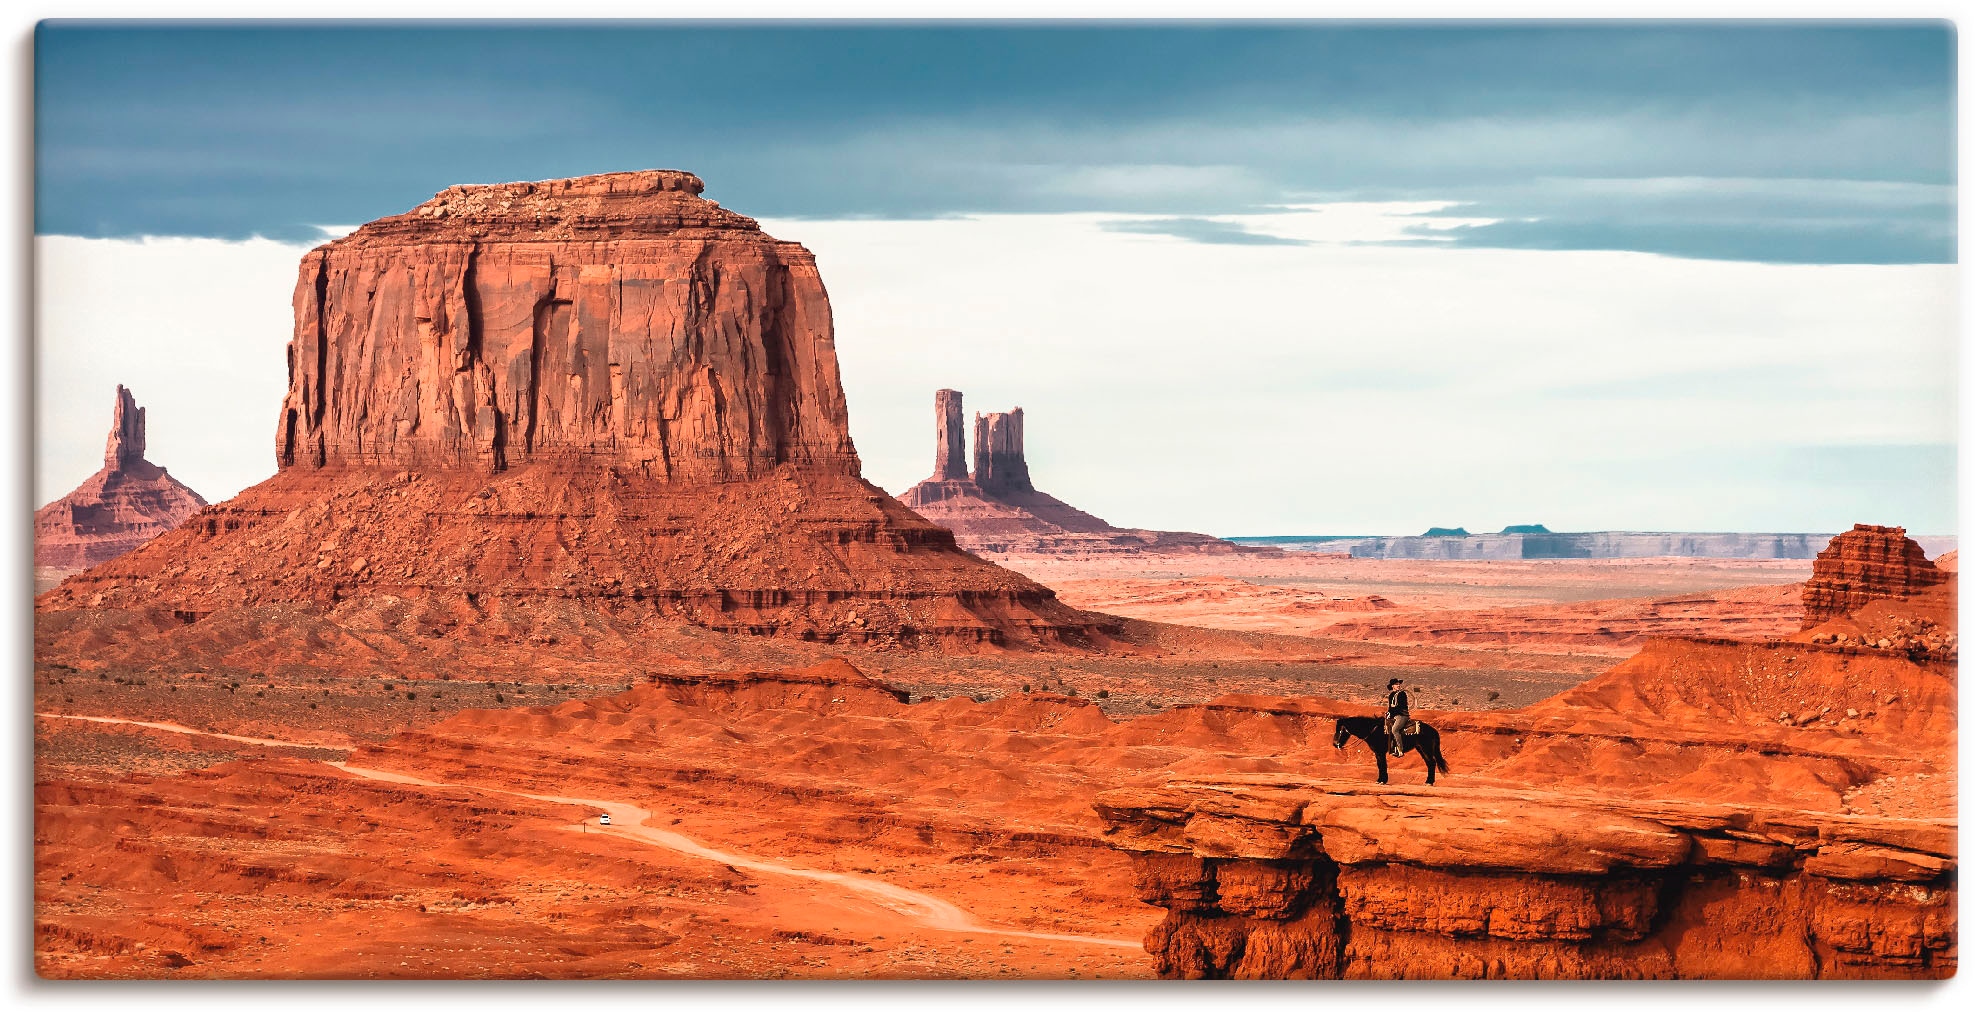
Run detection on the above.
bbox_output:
[1097,689,1110,699]
[406,691,417,700]
[494,694,505,703]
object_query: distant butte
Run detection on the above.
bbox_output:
[34,385,208,574]
[899,389,1276,557]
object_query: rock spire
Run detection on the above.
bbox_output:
[933,389,969,481]
[104,384,145,469]
[972,409,1032,495]
[35,386,207,575]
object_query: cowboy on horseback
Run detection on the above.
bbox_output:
[1385,678,1411,757]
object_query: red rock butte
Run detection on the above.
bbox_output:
[1801,524,1950,628]
[38,171,1116,650]
[34,385,208,572]
[900,389,1276,557]
[278,169,854,478]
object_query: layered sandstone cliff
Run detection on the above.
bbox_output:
[900,390,1275,558]
[38,172,1116,653]
[277,170,854,478]
[35,386,208,573]
[1801,524,1950,628]
[1098,777,1954,979]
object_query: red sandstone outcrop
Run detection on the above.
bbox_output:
[34,386,208,572]
[900,390,1276,558]
[277,170,854,479]
[1801,524,1949,628]
[1097,777,1953,979]
[38,172,1118,653]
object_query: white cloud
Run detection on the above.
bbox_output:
[34,210,1956,534]
[774,208,1956,534]
[35,235,309,507]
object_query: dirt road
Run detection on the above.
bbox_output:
[37,711,1141,951]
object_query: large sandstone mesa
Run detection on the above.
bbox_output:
[40,171,1116,652]
[1801,524,1951,629]
[277,170,853,479]
[900,389,1275,557]
[34,385,208,572]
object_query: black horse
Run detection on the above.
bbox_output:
[1332,716,1449,785]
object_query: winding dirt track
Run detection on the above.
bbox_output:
[37,712,1141,951]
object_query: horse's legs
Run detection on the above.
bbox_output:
[1421,745,1435,784]
[1375,745,1389,784]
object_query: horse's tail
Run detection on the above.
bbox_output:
[1431,730,1450,773]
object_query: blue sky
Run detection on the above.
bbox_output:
[31,22,1960,535]
[37,22,1955,262]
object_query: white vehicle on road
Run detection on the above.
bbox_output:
[598,813,611,826]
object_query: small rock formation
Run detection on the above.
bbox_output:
[1801,524,1950,628]
[899,389,1274,557]
[1499,524,1551,535]
[1422,527,1470,537]
[38,172,1119,652]
[34,385,208,572]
